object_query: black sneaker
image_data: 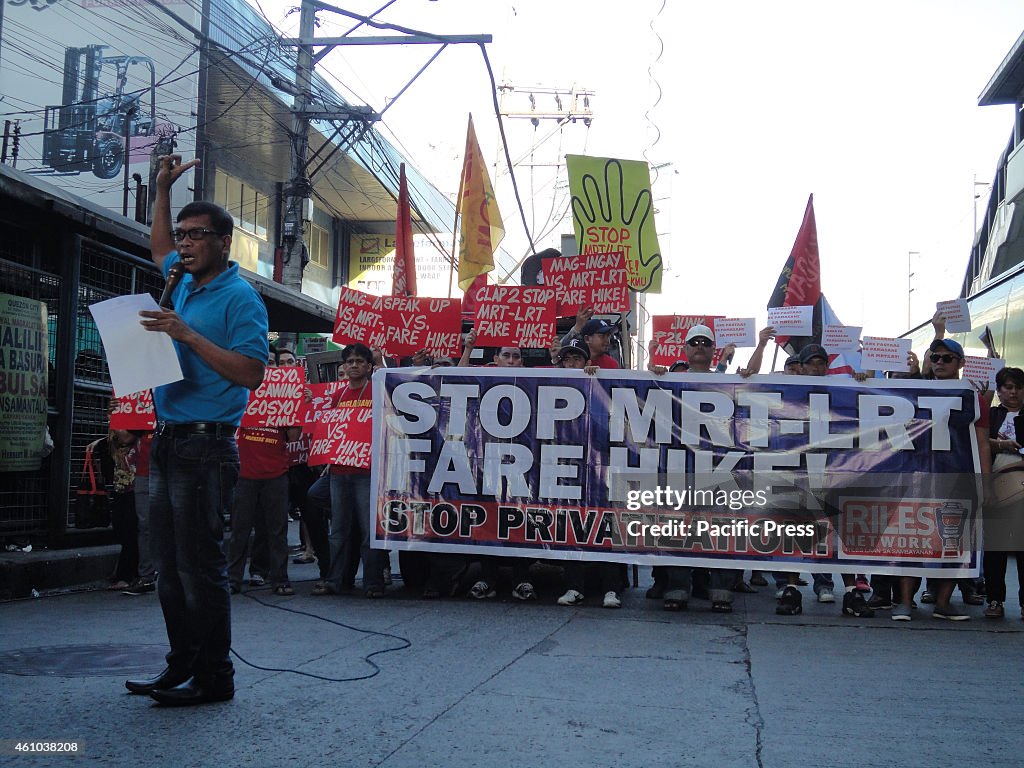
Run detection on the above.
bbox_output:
[123,580,156,596]
[843,590,876,618]
[776,586,803,615]
[866,595,893,610]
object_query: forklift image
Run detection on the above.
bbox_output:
[41,45,161,179]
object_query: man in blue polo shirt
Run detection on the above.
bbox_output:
[126,154,268,706]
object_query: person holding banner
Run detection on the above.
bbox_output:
[455,330,540,601]
[661,324,741,614]
[324,343,386,598]
[127,154,268,707]
[891,338,992,621]
[555,342,623,608]
[775,344,876,619]
[458,328,525,369]
[560,310,620,370]
[227,348,299,597]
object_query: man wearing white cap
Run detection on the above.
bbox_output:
[661,323,742,613]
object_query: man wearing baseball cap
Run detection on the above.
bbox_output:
[576,318,620,370]
[555,339,595,372]
[891,334,990,621]
[660,322,742,614]
[774,342,876,618]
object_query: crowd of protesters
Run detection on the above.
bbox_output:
[90,307,1021,624]
[203,307,1011,626]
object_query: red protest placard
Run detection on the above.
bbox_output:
[333,286,387,347]
[542,252,630,317]
[650,315,724,366]
[303,381,346,427]
[473,285,557,347]
[110,390,156,431]
[378,296,462,357]
[241,366,306,427]
[307,404,373,468]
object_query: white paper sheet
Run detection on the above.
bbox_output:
[962,355,1005,389]
[822,324,862,353]
[713,318,756,347]
[935,298,972,333]
[861,336,912,372]
[767,305,813,336]
[88,294,184,396]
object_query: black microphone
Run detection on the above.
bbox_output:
[159,263,184,309]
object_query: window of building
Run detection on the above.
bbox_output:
[214,170,268,241]
[306,222,330,269]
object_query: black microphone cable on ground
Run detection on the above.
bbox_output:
[230,581,412,683]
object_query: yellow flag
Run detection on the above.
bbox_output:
[457,116,504,290]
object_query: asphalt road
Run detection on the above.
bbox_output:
[2,559,1023,768]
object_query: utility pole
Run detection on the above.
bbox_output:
[121,106,135,218]
[908,250,918,329]
[278,0,491,305]
[279,0,317,294]
[493,83,593,284]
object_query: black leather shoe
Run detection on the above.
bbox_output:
[149,679,234,707]
[125,667,191,695]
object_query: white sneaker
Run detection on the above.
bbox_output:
[817,590,835,603]
[602,591,621,609]
[557,589,585,606]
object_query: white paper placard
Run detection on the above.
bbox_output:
[89,294,184,397]
[962,355,1005,389]
[822,324,862,353]
[861,336,912,372]
[936,298,972,333]
[767,305,813,336]
[712,317,756,347]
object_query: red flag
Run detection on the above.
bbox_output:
[767,194,821,348]
[460,273,489,317]
[392,163,417,297]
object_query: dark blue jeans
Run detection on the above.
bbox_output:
[328,472,384,591]
[150,433,239,685]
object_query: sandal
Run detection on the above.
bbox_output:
[365,586,386,599]
[712,601,733,613]
[663,598,687,611]
[733,581,757,594]
[311,581,330,596]
[273,584,295,596]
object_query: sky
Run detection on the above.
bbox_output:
[253,0,1024,366]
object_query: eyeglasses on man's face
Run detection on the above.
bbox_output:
[929,353,959,364]
[687,338,713,348]
[171,227,219,243]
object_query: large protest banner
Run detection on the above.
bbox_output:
[372,369,983,577]
[0,294,49,471]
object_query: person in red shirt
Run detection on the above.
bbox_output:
[578,318,620,370]
[325,343,386,597]
[226,349,299,596]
